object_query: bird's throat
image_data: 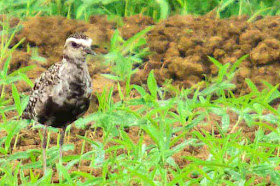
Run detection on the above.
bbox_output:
[63,54,86,66]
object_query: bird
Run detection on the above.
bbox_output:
[22,32,96,174]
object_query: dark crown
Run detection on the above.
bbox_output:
[68,32,89,40]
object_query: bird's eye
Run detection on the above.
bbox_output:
[71,42,78,48]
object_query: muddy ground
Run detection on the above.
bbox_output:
[1,14,280,183]
[6,14,280,93]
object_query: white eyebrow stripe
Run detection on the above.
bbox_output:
[65,38,92,47]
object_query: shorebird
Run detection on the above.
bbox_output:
[22,33,96,174]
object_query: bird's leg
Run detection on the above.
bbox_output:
[59,127,66,165]
[42,125,47,175]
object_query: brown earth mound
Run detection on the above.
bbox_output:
[144,15,280,92]
[4,14,280,94]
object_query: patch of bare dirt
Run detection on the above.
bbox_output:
[144,15,280,92]
[4,14,280,93]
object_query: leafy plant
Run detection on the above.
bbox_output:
[0,18,34,181]
[0,18,33,119]
[102,26,152,83]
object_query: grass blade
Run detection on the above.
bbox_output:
[11,83,22,115]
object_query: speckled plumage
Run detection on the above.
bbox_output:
[69,32,90,40]
[22,60,92,127]
[23,33,93,128]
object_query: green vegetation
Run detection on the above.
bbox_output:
[1,0,280,21]
[102,26,152,82]
[1,0,280,185]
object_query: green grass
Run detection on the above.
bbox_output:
[102,26,152,82]
[1,0,280,21]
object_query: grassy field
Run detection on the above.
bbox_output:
[1,0,280,185]
[1,0,280,20]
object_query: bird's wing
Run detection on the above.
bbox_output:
[22,62,63,119]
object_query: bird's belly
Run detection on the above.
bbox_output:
[38,84,89,125]
[36,95,90,128]
[35,76,91,127]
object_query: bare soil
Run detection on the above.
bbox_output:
[1,14,280,184]
[5,15,280,94]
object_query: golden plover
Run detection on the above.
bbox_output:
[22,33,96,174]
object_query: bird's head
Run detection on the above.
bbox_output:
[63,33,96,63]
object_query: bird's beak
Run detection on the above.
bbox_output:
[84,47,96,55]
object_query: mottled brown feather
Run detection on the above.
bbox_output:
[22,63,62,120]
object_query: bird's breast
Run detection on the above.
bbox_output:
[52,66,92,107]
